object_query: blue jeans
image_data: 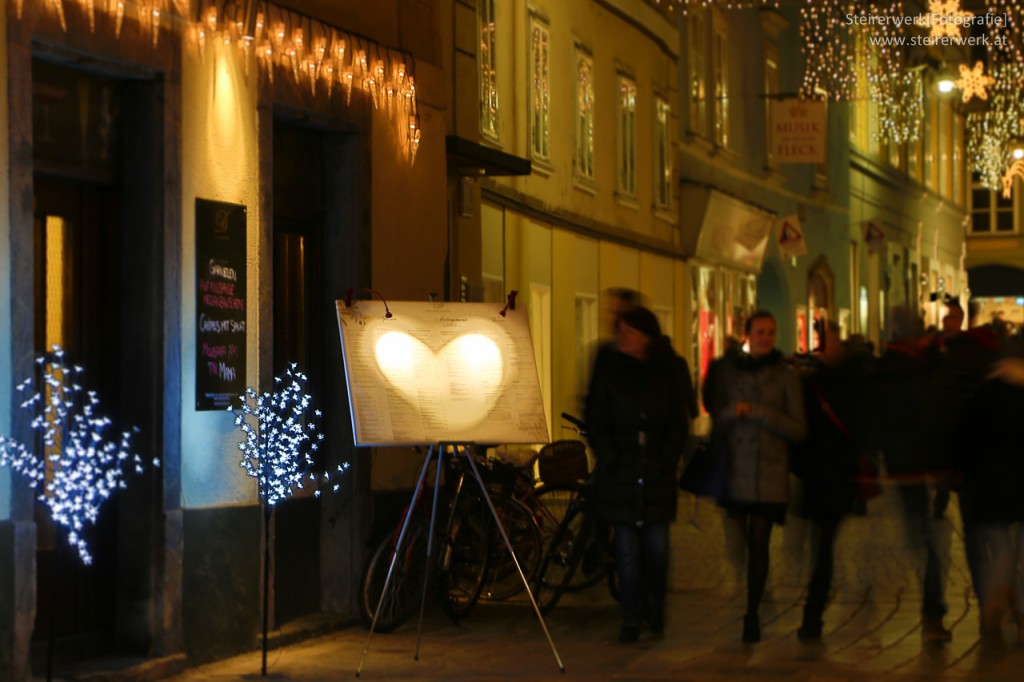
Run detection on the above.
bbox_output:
[613,522,669,629]
[972,523,1024,616]
[896,482,947,620]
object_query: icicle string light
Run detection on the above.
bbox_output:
[0,345,157,565]
[25,0,422,165]
[230,363,349,506]
[198,1,422,165]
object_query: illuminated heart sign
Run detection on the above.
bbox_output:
[373,331,505,431]
[336,300,549,446]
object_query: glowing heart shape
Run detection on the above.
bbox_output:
[374,331,505,432]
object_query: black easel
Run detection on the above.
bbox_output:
[355,442,564,676]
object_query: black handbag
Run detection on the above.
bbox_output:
[678,439,728,500]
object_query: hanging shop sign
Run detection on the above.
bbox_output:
[776,214,807,258]
[769,99,826,164]
[863,220,886,254]
[195,198,247,411]
[695,191,773,273]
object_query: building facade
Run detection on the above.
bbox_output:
[1,0,979,679]
[445,0,687,436]
[1,0,447,678]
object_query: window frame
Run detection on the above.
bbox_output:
[654,97,672,210]
[686,9,707,138]
[574,45,596,184]
[616,74,637,197]
[970,173,1019,234]
[528,13,551,164]
[479,0,499,141]
[711,13,729,149]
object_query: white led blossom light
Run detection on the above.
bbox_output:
[0,345,156,565]
[230,363,348,506]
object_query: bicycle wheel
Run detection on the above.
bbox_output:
[528,484,581,544]
[481,497,543,601]
[532,502,591,614]
[437,509,489,622]
[359,516,429,632]
[562,515,610,594]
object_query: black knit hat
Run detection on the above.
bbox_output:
[618,306,661,340]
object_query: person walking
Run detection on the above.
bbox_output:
[952,337,1024,646]
[709,310,805,643]
[584,306,689,644]
[794,323,869,641]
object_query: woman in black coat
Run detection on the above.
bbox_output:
[585,306,688,643]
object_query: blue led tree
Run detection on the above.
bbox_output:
[0,345,155,681]
[229,362,348,676]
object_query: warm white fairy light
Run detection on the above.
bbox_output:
[967,61,1024,191]
[874,69,924,145]
[0,346,156,565]
[230,363,348,507]
[799,0,857,101]
[673,0,779,13]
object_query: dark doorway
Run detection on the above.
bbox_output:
[270,115,364,623]
[31,56,164,668]
[271,122,329,625]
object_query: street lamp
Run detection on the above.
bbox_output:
[936,64,956,94]
[1010,137,1024,161]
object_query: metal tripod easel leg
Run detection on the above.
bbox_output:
[456,444,565,673]
[355,442,565,676]
[356,444,439,677]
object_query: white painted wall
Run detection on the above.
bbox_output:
[179,40,261,509]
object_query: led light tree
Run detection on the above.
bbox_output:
[229,362,348,677]
[0,345,154,682]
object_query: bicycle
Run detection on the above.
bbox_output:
[458,453,545,602]
[531,414,618,614]
[359,448,490,632]
[360,444,554,626]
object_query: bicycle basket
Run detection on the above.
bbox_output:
[537,440,589,485]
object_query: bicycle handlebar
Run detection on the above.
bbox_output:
[561,412,586,430]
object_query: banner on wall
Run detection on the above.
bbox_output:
[775,214,807,258]
[769,99,826,164]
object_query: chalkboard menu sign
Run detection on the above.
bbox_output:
[195,198,247,411]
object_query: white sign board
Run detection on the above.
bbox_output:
[769,99,826,164]
[336,300,550,446]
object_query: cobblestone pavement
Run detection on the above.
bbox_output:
[162,487,1024,681]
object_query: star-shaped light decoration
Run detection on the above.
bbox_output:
[0,345,157,565]
[956,61,995,103]
[1001,159,1024,198]
[915,0,974,38]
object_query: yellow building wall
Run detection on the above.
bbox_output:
[180,40,261,509]
[491,0,679,243]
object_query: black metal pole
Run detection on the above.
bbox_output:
[47,535,58,682]
[262,501,271,677]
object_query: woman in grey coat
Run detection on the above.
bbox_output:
[709,310,806,643]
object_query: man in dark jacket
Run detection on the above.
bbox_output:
[952,338,1024,645]
[585,307,687,644]
[795,324,869,641]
